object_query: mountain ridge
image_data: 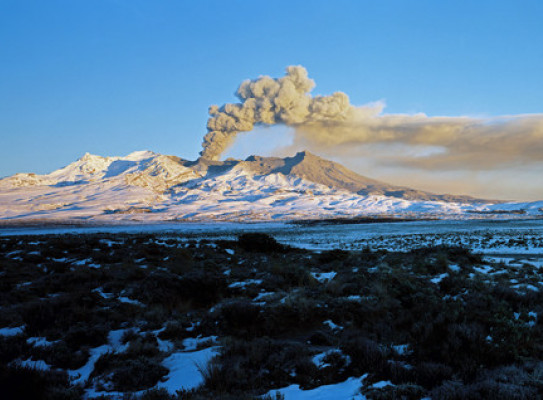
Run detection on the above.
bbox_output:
[0,150,541,222]
[179,150,482,202]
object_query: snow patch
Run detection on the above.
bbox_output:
[117,296,144,306]
[228,279,263,289]
[0,326,24,337]
[323,320,343,331]
[19,358,51,371]
[27,336,57,347]
[182,336,218,351]
[158,347,219,394]
[266,376,367,400]
[311,271,337,283]
[68,329,129,385]
[431,273,449,284]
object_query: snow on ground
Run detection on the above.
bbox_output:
[511,283,540,292]
[3,220,543,258]
[117,296,144,306]
[431,273,449,284]
[69,329,129,385]
[483,256,543,269]
[93,288,114,299]
[69,344,110,385]
[311,271,337,283]
[392,345,411,356]
[0,326,24,337]
[19,358,51,371]
[85,388,144,399]
[311,349,345,369]
[473,265,493,274]
[253,292,275,302]
[156,337,174,353]
[228,279,263,289]
[265,376,367,400]
[27,336,57,347]
[323,320,343,331]
[158,346,219,394]
[371,381,394,389]
[72,258,101,268]
[1,150,542,223]
[448,264,461,272]
[182,336,218,351]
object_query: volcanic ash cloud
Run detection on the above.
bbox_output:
[200,65,353,160]
[200,66,543,171]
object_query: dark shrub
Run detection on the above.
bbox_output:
[430,377,539,400]
[308,331,333,346]
[415,362,454,388]
[93,351,168,392]
[121,328,140,344]
[134,269,226,309]
[203,338,311,394]
[64,323,109,349]
[0,335,29,363]
[341,336,388,374]
[181,269,227,308]
[219,299,261,337]
[0,364,82,400]
[110,357,168,391]
[268,263,315,288]
[33,341,89,370]
[140,388,177,400]
[317,249,349,264]
[364,383,425,400]
[124,335,161,358]
[262,296,324,335]
[238,233,286,253]
[21,300,60,335]
[158,320,193,341]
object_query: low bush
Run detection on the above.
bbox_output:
[110,357,168,392]
[238,233,287,253]
[317,249,349,264]
[0,364,82,400]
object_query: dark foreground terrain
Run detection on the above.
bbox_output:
[1,233,543,399]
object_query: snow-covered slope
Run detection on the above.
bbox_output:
[2,151,199,189]
[0,150,541,222]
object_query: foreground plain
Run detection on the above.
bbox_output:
[1,231,543,399]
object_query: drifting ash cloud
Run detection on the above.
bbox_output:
[200,65,543,172]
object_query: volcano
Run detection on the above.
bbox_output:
[0,150,541,222]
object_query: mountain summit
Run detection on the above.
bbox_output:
[230,151,476,202]
[0,151,541,222]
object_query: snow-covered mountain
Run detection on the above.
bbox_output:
[1,150,542,222]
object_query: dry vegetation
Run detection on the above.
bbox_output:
[1,232,543,399]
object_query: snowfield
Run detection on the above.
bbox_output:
[1,150,542,223]
[2,219,543,257]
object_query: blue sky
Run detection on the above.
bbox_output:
[1,1,542,198]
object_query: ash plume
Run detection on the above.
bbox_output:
[200,65,352,160]
[200,66,543,171]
